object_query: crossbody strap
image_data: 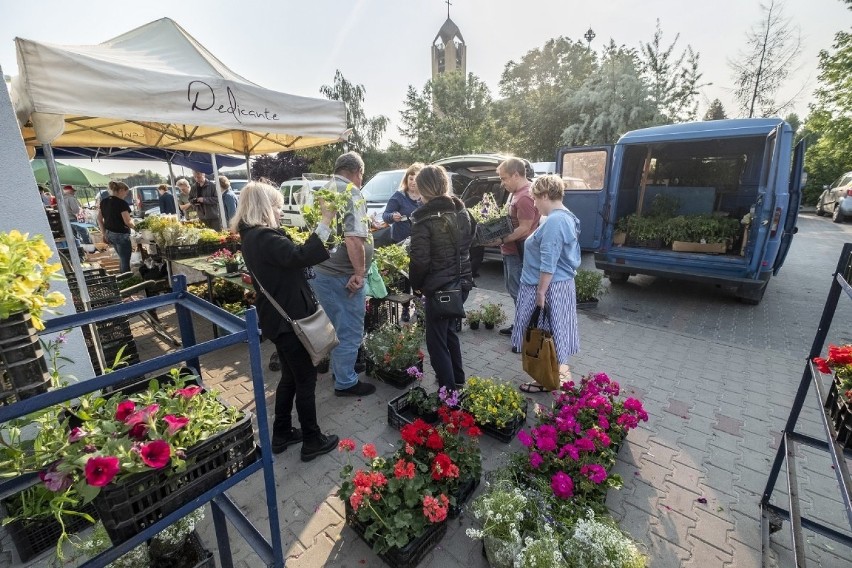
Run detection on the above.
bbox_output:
[245,267,295,325]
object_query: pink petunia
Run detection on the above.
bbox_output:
[125,404,160,427]
[139,440,171,469]
[115,400,136,421]
[163,415,189,436]
[68,427,87,443]
[84,456,120,487]
[551,471,574,499]
[175,385,202,399]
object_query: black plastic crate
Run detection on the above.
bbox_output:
[163,244,200,260]
[69,274,122,306]
[473,217,513,247]
[474,399,528,443]
[826,377,852,450]
[150,530,215,568]
[387,387,439,430]
[345,502,446,568]
[81,316,134,348]
[448,475,480,519]
[2,495,97,562]
[93,411,257,545]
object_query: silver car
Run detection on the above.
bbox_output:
[816,171,852,223]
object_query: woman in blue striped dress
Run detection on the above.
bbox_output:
[511,175,581,392]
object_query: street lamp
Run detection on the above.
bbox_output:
[584,27,596,50]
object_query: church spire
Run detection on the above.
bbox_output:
[431,3,466,79]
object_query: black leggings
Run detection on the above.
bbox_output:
[272,332,321,441]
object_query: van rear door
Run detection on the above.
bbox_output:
[554,146,612,250]
[773,137,806,274]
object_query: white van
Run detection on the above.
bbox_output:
[279,176,334,228]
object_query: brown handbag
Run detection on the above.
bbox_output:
[521,305,560,391]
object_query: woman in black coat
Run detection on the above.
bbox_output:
[409,165,475,392]
[234,181,339,462]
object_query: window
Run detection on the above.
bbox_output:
[561,150,606,191]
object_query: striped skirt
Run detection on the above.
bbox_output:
[511,279,580,364]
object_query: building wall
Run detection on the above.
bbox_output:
[0,65,95,382]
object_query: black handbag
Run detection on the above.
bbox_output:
[428,214,466,320]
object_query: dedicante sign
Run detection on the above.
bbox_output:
[187,80,279,124]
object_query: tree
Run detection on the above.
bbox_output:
[399,71,504,161]
[639,20,705,123]
[319,70,389,151]
[122,169,164,187]
[251,152,311,185]
[802,0,852,204]
[729,0,802,117]
[495,37,596,160]
[561,41,659,145]
[703,99,728,120]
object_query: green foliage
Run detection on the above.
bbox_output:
[465,309,482,324]
[120,169,164,188]
[250,151,311,185]
[574,270,607,302]
[479,303,507,326]
[639,19,704,123]
[663,215,741,244]
[406,388,440,416]
[461,376,525,429]
[363,321,425,372]
[703,99,728,121]
[372,243,410,287]
[399,71,505,161]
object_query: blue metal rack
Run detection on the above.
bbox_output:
[0,275,284,568]
[760,243,852,567]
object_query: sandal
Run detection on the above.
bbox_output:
[519,382,551,393]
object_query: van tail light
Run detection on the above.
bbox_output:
[846,189,852,197]
[770,207,782,236]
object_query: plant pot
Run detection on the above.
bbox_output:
[369,359,423,389]
[224,261,240,274]
[387,387,440,430]
[576,298,599,310]
[149,530,215,568]
[613,231,627,246]
[448,475,480,519]
[468,321,480,330]
[0,310,50,405]
[484,323,495,330]
[476,400,528,443]
[825,374,852,450]
[483,535,522,568]
[345,502,446,568]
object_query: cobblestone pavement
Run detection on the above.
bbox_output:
[8,213,852,568]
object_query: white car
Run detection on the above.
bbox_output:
[278,176,335,228]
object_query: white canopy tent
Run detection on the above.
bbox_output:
[10,17,347,314]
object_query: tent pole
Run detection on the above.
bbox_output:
[167,161,180,216]
[210,154,227,229]
[42,144,107,373]
[245,151,251,180]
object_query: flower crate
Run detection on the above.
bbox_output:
[163,244,201,260]
[448,475,480,519]
[0,311,50,405]
[477,399,528,443]
[2,499,98,562]
[473,217,513,247]
[93,410,258,544]
[387,387,439,430]
[345,502,446,568]
[368,360,423,389]
[825,375,852,450]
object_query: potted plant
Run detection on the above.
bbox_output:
[465,309,482,330]
[0,368,256,550]
[480,303,506,330]
[337,439,450,566]
[0,230,66,404]
[466,483,539,568]
[363,321,425,388]
[666,214,740,253]
[460,376,527,442]
[814,344,852,449]
[373,243,411,292]
[469,193,513,246]
[574,269,608,308]
[406,387,441,422]
[207,248,243,274]
[515,372,648,506]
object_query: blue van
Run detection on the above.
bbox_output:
[557,119,805,304]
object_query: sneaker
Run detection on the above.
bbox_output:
[271,427,302,454]
[268,352,281,372]
[499,325,514,336]
[511,346,521,354]
[334,381,377,397]
[301,433,339,462]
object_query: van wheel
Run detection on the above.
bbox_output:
[816,204,826,216]
[606,271,629,283]
[833,205,844,223]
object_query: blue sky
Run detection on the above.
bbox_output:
[1,0,848,176]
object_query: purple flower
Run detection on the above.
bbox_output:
[517,430,533,447]
[406,366,424,380]
[580,464,608,484]
[39,465,72,492]
[438,386,460,407]
[575,437,596,452]
[56,333,68,345]
[68,427,86,443]
[529,451,544,469]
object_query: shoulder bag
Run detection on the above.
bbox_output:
[248,268,339,366]
[522,305,560,391]
[427,213,466,320]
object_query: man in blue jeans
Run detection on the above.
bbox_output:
[312,152,376,397]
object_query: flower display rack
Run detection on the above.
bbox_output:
[2,496,98,562]
[760,243,852,566]
[344,502,446,568]
[150,530,215,568]
[824,375,852,450]
[0,274,285,567]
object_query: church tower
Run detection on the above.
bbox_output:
[431,5,466,79]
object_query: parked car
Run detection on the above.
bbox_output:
[229,179,249,197]
[129,185,167,217]
[361,169,407,227]
[816,171,852,223]
[278,176,335,228]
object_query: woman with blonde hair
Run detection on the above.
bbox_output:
[234,181,339,461]
[381,162,424,243]
[97,181,135,273]
[512,174,581,392]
